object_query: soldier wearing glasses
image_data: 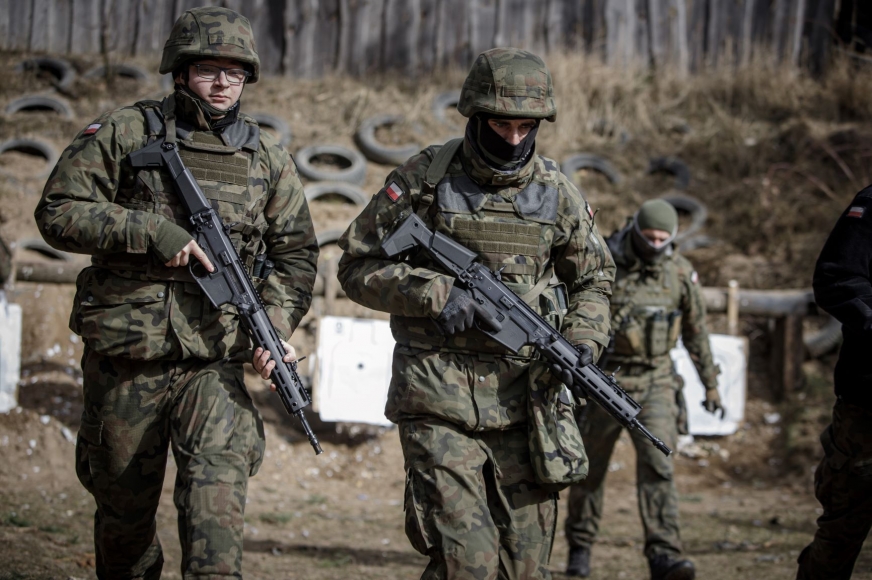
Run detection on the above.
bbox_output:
[34,7,318,578]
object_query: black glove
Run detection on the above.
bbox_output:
[550,344,594,387]
[437,287,477,335]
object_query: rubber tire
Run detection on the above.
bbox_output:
[0,138,59,178]
[560,153,623,185]
[354,114,420,166]
[16,57,76,90]
[5,95,74,119]
[295,144,366,185]
[17,238,72,261]
[316,229,346,247]
[432,91,461,126]
[677,234,716,253]
[659,194,707,244]
[648,157,691,190]
[251,112,292,148]
[305,182,369,207]
[804,316,842,359]
[84,64,151,83]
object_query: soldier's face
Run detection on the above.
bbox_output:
[180,57,246,112]
[640,228,672,248]
[487,118,538,145]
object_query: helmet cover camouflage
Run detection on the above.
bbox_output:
[457,48,557,122]
[160,7,260,83]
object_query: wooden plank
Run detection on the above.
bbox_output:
[134,0,173,56]
[383,0,420,74]
[49,0,73,53]
[772,0,789,61]
[705,0,724,65]
[284,0,316,77]
[499,0,532,49]
[314,0,342,76]
[0,0,9,51]
[31,0,51,51]
[671,0,689,74]
[71,0,100,54]
[9,0,33,50]
[807,0,837,74]
[553,0,582,51]
[344,0,385,76]
[740,0,756,65]
[647,0,666,68]
[605,0,636,67]
[469,0,498,57]
[246,0,285,75]
[437,0,470,67]
[634,0,650,66]
[687,0,708,71]
[416,0,439,73]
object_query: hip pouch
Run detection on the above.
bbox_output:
[526,360,589,492]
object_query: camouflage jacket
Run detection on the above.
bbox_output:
[338,138,614,358]
[35,92,318,361]
[605,226,719,389]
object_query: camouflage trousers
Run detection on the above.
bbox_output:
[796,400,872,580]
[400,417,558,580]
[564,375,682,559]
[75,348,266,579]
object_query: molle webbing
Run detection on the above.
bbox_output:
[451,220,539,257]
[178,147,249,187]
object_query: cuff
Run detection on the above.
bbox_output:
[152,220,193,263]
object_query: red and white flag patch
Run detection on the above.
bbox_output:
[385,181,404,202]
[691,271,699,284]
[82,123,102,136]
[585,202,594,219]
[848,206,866,218]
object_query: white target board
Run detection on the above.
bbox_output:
[671,334,748,436]
[314,316,395,426]
[0,292,22,413]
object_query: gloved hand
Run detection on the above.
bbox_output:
[702,388,724,417]
[551,344,594,387]
[437,287,478,334]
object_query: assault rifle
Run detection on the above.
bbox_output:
[382,213,671,456]
[129,138,322,455]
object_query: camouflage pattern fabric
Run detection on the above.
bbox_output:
[338,112,613,577]
[565,376,683,559]
[160,7,261,82]
[604,226,719,390]
[796,400,872,580]
[401,417,557,579]
[35,81,316,576]
[457,48,557,121]
[564,226,719,561]
[76,348,265,578]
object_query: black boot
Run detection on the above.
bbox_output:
[566,546,591,577]
[648,553,695,580]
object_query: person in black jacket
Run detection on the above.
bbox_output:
[798,185,872,579]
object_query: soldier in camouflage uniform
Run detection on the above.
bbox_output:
[34,7,317,579]
[563,200,721,580]
[337,48,615,580]
[797,184,872,580]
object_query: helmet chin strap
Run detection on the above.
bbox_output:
[630,218,676,263]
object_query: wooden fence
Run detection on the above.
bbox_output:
[0,0,858,77]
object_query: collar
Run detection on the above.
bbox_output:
[173,87,240,131]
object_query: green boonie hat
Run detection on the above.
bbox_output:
[635,199,678,234]
[160,7,260,83]
[457,48,557,122]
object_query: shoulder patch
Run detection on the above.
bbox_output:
[585,201,594,219]
[847,206,866,218]
[691,270,699,284]
[82,123,102,136]
[384,181,404,202]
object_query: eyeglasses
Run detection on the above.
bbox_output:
[193,64,251,85]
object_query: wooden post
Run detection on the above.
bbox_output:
[771,313,805,400]
[727,279,740,336]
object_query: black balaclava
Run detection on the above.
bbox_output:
[174,66,242,131]
[465,113,540,171]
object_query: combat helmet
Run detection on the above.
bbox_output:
[457,48,556,122]
[160,7,260,83]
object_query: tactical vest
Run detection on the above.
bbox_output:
[608,233,684,366]
[391,139,570,356]
[91,96,268,281]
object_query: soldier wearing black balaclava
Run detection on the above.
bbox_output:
[564,199,722,580]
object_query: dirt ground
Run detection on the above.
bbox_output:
[1,51,872,578]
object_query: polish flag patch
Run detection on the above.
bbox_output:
[585,202,594,219]
[385,181,404,202]
[848,206,866,218]
[691,271,699,284]
[82,123,102,136]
